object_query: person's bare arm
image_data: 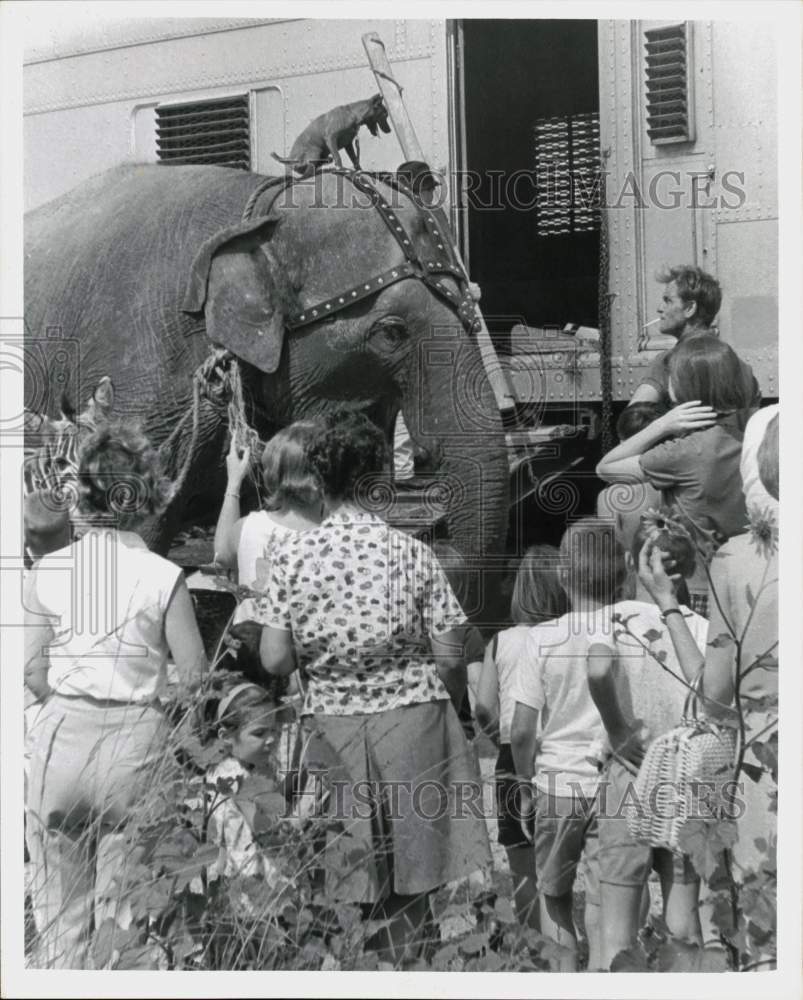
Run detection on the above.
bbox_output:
[431,628,468,710]
[23,566,58,701]
[637,540,735,716]
[24,602,54,702]
[260,625,297,677]
[510,700,539,780]
[164,578,208,694]
[474,640,500,742]
[637,542,706,681]
[596,401,717,482]
[587,644,644,769]
[510,701,540,843]
[213,440,251,569]
[699,555,737,710]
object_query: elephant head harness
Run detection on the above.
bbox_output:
[242,170,481,338]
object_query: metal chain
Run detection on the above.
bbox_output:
[597,161,615,455]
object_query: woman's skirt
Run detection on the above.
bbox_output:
[298,699,492,903]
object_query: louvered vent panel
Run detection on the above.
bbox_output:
[644,23,693,144]
[534,112,600,237]
[156,95,251,169]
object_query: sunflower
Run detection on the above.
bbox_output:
[747,504,778,559]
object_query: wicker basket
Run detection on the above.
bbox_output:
[625,677,738,852]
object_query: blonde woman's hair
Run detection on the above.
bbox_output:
[260,420,322,511]
[510,544,567,625]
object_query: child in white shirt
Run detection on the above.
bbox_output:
[510,518,627,971]
[207,681,296,883]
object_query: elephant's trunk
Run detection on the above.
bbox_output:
[403,326,509,616]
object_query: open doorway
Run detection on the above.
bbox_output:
[460,20,600,351]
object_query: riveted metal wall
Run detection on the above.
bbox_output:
[24,18,450,210]
[24,16,777,399]
[708,21,778,397]
[593,17,777,401]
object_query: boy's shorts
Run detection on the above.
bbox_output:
[597,760,697,888]
[533,787,599,902]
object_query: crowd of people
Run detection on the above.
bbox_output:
[22,263,778,970]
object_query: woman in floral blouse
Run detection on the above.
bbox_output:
[257,409,491,964]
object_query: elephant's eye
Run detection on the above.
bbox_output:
[371,321,409,351]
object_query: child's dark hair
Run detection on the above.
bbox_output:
[510,544,568,624]
[667,334,752,412]
[617,402,668,442]
[559,518,627,605]
[307,407,388,502]
[631,509,697,581]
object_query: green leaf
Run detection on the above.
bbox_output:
[127,877,174,921]
[432,942,460,969]
[115,942,160,970]
[741,883,776,934]
[709,632,735,649]
[677,818,738,880]
[740,762,764,784]
[655,939,729,972]
[91,918,138,969]
[745,584,755,609]
[494,896,516,923]
[643,628,663,643]
[610,942,650,972]
[172,931,201,964]
[750,733,778,779]
[353,953,381,970]
[458,931,488,956]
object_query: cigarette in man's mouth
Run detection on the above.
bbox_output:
[642,318,661,329]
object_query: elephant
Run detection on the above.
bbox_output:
[24,164,509,612]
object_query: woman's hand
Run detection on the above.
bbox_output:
[656,401,717,437]
[637,540,681,611]
[225,438,251,488]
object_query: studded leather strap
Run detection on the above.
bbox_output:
[284,170,481,336]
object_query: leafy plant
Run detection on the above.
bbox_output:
[612,504,778,972]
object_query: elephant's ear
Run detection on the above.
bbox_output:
[182,217,287,375]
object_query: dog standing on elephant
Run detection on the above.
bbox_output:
[272,93,390,178]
